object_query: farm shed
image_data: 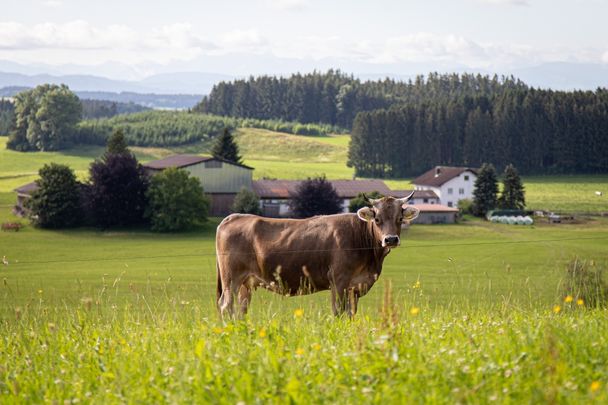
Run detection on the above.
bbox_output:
[144,154,254,216]
[410,203,459,224]
[13,181,39,217]
[252,179,393,218]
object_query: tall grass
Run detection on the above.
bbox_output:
[1,280,606,403]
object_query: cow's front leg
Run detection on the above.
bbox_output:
[346,288,360,318]
[331,285,357,317]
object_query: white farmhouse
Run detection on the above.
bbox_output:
[412,166,478,208]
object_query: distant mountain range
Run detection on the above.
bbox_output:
[1,61,606,109]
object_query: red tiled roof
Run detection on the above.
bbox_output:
[414,203,459,213]
[412,166,478,187]
[391,189,439,199]
[143,154,253,170]
[253,179,393,199]
[14,182,39,195]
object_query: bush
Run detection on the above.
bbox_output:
[562,258,608,308]
[232,187,261,215]
[28,163,82,228]
[146,168,209,232]
[1,222,23,232]
[290,176,342,218]
[457,199,474,215]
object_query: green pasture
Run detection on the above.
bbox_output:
[1,209,608,402]
[2,131,608,402]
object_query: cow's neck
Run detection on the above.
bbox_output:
[362,220,389,270]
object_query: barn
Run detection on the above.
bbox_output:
[143,155,254,216]
[252,179,393,217]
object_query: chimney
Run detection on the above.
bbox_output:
[434,167,441,177]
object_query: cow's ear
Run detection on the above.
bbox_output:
[402,205,420,222]
[357,206,375,222]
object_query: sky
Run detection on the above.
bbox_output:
[1,0,607,79]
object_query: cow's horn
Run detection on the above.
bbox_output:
[398,190,416,204]
[363,193,380,206]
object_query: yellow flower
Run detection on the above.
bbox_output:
[212,326,223,334]
[258,328,267,338]
[295,347,305,356]
[590,381,601,392]
[294,308,304,318]
[311,343,321,351]
[553,305,561,314]
[564,295,573,303]
[410,307,420,316]
[577,298,584,306]
[412,281,421,289]
[38,289,43,294]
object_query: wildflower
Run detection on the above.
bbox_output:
[38,289,43,294]
[294,308,304,318]
[412,281,421,289]
[577,298,584,306]
[410,307,420,316]
[258,328,267,338]
[295,347,305,356]
[195,340,205,359]
[311,343,321,351]
[212,326,223,334]
[553,305,561,314]
[590,381,601,392]
[564,295,573,303]
[48,323,56,333]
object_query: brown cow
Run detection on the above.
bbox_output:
[215,193,420,318]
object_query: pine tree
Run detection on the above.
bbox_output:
[106,128,128,155]
[211,127,242,164]
[498,164,525,210]
[472,163,499,217]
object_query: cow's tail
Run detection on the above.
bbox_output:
[216,260,222,310]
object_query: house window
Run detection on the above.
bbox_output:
[464,175,469,181]
[447,201,453,207]
[423,198,428,203]
[447,188,453,195]
[204,160,222,168]
[459,188,465,195]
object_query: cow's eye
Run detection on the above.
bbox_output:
[398,217,403,223]
[374,217,381,225]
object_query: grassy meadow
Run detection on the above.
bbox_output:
[1,131,608,402]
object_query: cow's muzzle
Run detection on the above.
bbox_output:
[382,235,400,247]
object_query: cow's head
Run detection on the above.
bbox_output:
[356,192,420,248]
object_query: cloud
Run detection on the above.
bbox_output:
[42,0,63,7]
[266,0,309,11]
[221,29,268,52]
[602,51,608,64]
[476,0,529,5]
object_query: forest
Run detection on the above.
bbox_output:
[348,89,608,177]
[194,70,529,128]
[197,70,608,176]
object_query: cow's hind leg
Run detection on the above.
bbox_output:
[237,284,252,316]
[331,287,348,317]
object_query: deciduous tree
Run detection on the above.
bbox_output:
[290,176,342,218]
[146,168,209,232]
[28,163,82,228]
